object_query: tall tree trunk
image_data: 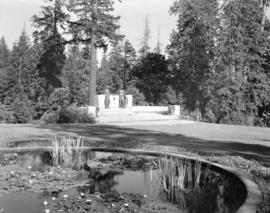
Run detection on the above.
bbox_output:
[123,42,127,90]
[261,0,268,31]
[88,0,97,106]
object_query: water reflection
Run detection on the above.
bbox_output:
[0,151,246,213]
[157,164,246,213]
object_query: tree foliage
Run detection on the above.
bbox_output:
[0,37,10,68]
[167,0,219,111]
[139,17,151,57]
[68,0,121,105]
[33,0,67,94]
[105,39,137,93]
[132,53,170,105]
[206,0,270,126]
[168,0,270,126]
[62,45,89,105]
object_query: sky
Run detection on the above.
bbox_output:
[0,0,177,53]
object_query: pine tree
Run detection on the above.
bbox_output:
[97,52,113,93]
[0,37,10,68]
[62,45,89,105]
[32,0,67,95]
[0,37,11,103]
[167,0,219,111]
[5,29,31,99]
[108,41,125,92]
[123,40,137,89]
[1,29,36,122]
[139,17,151,57]
[154,25,161,54]
[68,0,121,106]
[107,39,137,92]
[132,53,169,105]
[209,0,270,125]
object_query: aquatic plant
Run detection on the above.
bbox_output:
[154,155,206,206]
[194,160,202,186]
[50,136,85,169]
[51,136,61,166]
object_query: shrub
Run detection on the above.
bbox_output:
[0,104,14,123]
[40,111,60,124]
[41,106,95,124]
[203,108,217,123]
[34,99,50,119]
[218,111,249,126]
[58,106,95,124]
[48,88,71,111]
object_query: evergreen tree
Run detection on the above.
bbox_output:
[68,0,121,106]
[123,39,137,89]
[207,0,270,126]
[167,0,219,111]
[0,37,10,102]
[132,53,170,105]
[107,39,137,92]
[108,41,124,92]
[32,0,67,95]
[154,25,162,54]
[139,17,151,57]
[62,45,89,105]
[97,52,113,93]
[0,30,36,122]
[4,29,31,101]
[0,37,10,68]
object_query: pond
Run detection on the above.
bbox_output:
[0,150,246,213]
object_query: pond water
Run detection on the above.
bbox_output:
[0,150,246,213]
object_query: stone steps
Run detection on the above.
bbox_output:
[98,108,133,116]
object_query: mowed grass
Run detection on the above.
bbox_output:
[0,122,269,165]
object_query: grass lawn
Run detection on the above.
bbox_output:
[1,122,269,165]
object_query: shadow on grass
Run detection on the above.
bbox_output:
[31,124,270,167]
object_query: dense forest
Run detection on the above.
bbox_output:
[0,0,269,127]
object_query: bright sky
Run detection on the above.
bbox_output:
[0,0,177,53]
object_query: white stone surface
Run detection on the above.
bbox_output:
[109,95,119,108]
[87,106,96,116]
[126,95,133,108]
[78,106,96,117]
[96,95,119,108]
[132,105,180,116]
[96,94,132,109]
[174,105,181,116]
[96,95,105,109]
[132,106,169,113]
[169,105,181,116]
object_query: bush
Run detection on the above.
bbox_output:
[41,111,60,124]
[218,111,249,126]
[41,106,95,124]
[0,104,14,123]
[203,108,217,123]
[48,88,71,111]
[34,99,50,119]
[58,106,95,124]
